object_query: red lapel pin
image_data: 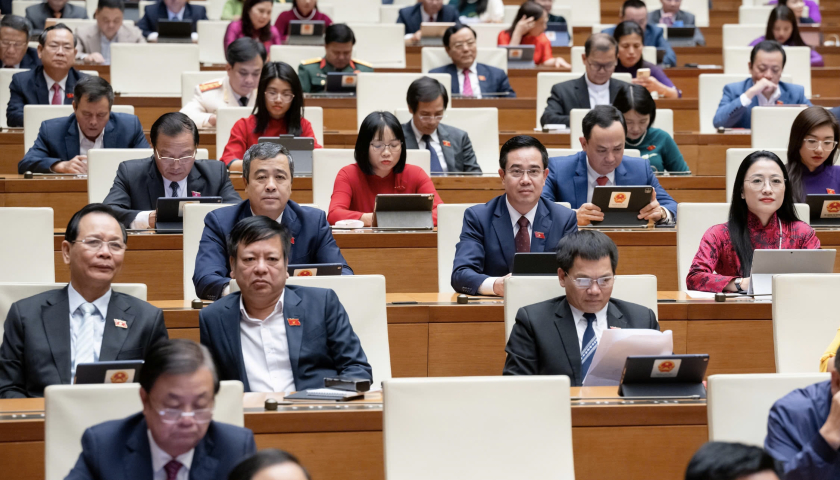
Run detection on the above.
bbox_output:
[287,318,301,326]
[535,232,545,239]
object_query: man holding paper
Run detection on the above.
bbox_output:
[502,230,660,386]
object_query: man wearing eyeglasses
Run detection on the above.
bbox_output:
[0,204,169,398]
[0,15,41,68]
[540,33,629,127]
[451,135,577,296]
[103,112,241,229]
[503,230,659,384]
[429,25,516,99]
[64,339,256,480]
[401,76,481,173]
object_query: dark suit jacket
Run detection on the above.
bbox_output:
[647,9,706,46]
[199,287,372,392]
[7,65,86,128]
[65,412,256,480]
[713,78,811,130]
[541,150,678,218]
[503,296,660,386]
[0,287,168,398]
[19,112,150,173]
[102,157,241,227]
[0,47,41,68]
[136,1,208,37]
[25,2,87,33]
[401,120,481,173]
[540,74,628,126]
[451,195,578,295]
[193,199,353,301]
[396,3,460,35]
[429,63,516,98]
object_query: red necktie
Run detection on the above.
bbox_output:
[164,460,182,480]
[51,84,61,105]
[596,176,608,186]
[462,69,474,97]
[515,216,530,253]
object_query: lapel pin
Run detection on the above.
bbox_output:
[287,318,301,326]
[535,231,545,239]
[114,319,127,329]
[191,191,201,197]
[442,140,451,147]
[290,237,295,244]
[478,75,486,81]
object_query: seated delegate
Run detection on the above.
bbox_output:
[451,135,577,296]
[646,0,705,46]
[612,84,688,172]
[19,76,149,174]
[298,24,373,94]
[25,0,87,36]
[136,0,208,42]
[613,20,680,99]
[228,450,312,480]
[430,24,516,98]
[534,0,566,23]
[503,230,660,385]
[399,0,460,45]
[686,150,820,293]
[193,142,352,301]
[76,0,146,66]
[199,216,372,392]
[497,1,569,69]
[713,40,811,130]
[221,61,322,171]
[223,0,280,53]
[685,442,782,480]
[451,0,504,24]
[103,112,241,229]
[785,106,840,202]
[541,105,677,225]
[770,0,820,24]
[749,5,822,67]
[0,15,41,68]
[328,111,443,227]
[275,0,332,44]
[602,0,676,67]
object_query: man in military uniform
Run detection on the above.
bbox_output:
[180,38,265,128]
[298,24,373,94]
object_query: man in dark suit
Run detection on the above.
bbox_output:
[503,230,660,385]
[7,24,86,128]
[451,135,578,296]
[540,33,628,127]
[398,0,460,43]
[429,25,516,98]
[19,76,149,174]
[401,76,481,173]
[193,142,352,301]
[103,112,240,228]
[65,339,256,480]
[0,15,41,68]
[647,0,705,46]
[25,0,88,36]
[542,105,677,224]
[136,0,208,40]
[199,216,371,392]
[0,204,168,398]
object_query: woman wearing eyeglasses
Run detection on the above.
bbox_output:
[786,106,840,202]
[328,111,443,227]
[686,150,820,293]
[221,61,321,171]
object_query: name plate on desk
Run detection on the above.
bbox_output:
[373,194,434,229]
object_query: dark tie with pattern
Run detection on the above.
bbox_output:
[422,134,444,172]
[515,216,530,253]
[170,181,179,198]
[580,312,598,380]
[164,460,182,480]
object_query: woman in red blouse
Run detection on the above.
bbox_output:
[687,151,820,293]
[496,1,569,69]
[328,111,443,226]
[221,61,321,171]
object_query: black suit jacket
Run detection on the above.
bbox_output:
[0,287,169,398]
[136,1,208,37]
[401,121,481,173]
[503,296,660,386]
[7,65,86,127]
[396,3,460,35]
[0,47,41,69]
[102,157,242,227]
[540,74,628,127]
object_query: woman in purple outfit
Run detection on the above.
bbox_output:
[749,5,823,67]
[223,0,281,53]
[787,106,840,202]
[769,0,820,23]
[612,21,681,98]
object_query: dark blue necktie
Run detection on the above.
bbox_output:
[170,181,179,198]
[422,134,443,172]
[580,312,598,380]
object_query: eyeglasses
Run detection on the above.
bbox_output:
[155,407,214,424]
[156,150,196,165]
[370,141,402,151]
[418,115,444,123]
[44,42,73,52]
[570,275,615,289]
[803,139,838,151]
[744,177,786,191]
[506,168,544,179]
[265,91,295,103]
[450,39,476,50]
[0,40,25,49]
[71,237,126,254]
[586,60,617,72]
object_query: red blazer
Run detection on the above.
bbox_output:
[220,115,321,165]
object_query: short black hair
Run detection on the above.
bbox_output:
[228,450,312,480]
[227,216,291,266]
[499,135,548,170]
[621,0,647,15]
[97,0,124,11]
[39,23,74,47]
[583,105,627,140]
[138,339,219,395]
[613,84,657,126]
[685,442,781,480]
[354,111,407,175]
[442,24,476,48]
[406,76,448,113]
[244,142,294,183]
[65,203,127,243]
[750,39,787,67]
[556,230,619,274]
[226,37,266,67]
[74,76,114,108]
[325,23,355,45]
[584,33,618,57]
[0,15,31,37]
[150,112,199,148]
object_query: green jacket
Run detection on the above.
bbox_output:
[626,127,689,173]
[298,58,374,93]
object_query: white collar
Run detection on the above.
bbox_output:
[67,282,111,318]
[147,429,195,476]
[410,118,438,145]
[239,289,285,323]
[585,154,616,184]
[584,74,609,92]
[459,61,478,75]
[167,5,186,17]
[568,302,609,324]
[505,196,538,229]
[77,122,106,145]
[44,71,68,92]
[249,207,284,224]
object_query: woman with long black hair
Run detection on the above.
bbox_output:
[786,106,840,202]
[749,5,823,66]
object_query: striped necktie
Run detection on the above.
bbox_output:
[580,312,598,380]
[74,303,97,381]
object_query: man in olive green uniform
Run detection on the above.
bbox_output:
[298,23,373,93]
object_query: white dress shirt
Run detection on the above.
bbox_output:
[44,72,68,104]
[148,429,194,480]
[130,176,189,229]
[584,154,673,223]
[410,119,446,172]
[740,85,782,107]
[78,124,105,156]
[568,302,609,351]
[239,291,296,393]
[477,198,539,296]
[584,74,611,109]
[67,283,111,381]
[457,61,481,98]
[148,6,197,42]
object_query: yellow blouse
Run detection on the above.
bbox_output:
[820,328,840,372]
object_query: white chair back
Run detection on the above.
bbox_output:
[355,72,451,128]
[421,47,507,73]
[724,46,811,98]
[536,72,631,128]
[568,106,672,147]
[548,148,641,157]
[379,5,402,24]
[183,203,231,300]
[0,209,55,283]
[197,20,231,65]
[554,0,600,25]
[23,105,135,151]
[320,0,380,22]
[724,148,787,202]
[437,204,477,292]
[739,5,774,24]
[110,44,200,95]
[0,68,28,128]
[214,107,323,158]
[471,24,508,48]
[204,0,226,20]
[570,46,656,73]
[345,24,406,68]
[722,24,765,47]
[383,376,574,479]
[502,5,518,24]
[751,106,808,149]
[181,71,223,108]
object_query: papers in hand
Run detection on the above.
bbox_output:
[582,329,674,387]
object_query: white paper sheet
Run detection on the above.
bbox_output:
[582,329,674,387]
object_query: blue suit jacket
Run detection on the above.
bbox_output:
[713,78,812,129]
[199,287,372,392]
[64,412,256,480]
[541,151,678,217]
[7,65,85,128]
[0,47,40,68]
[429,63,516,97]
[830,106,840,121]
[451,195,578,295]
[193,199,352,301]
[603,23,676,67]
[136,1,208,37]
[396,3,460,35]
[19,113,149,173]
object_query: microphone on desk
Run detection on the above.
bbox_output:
[714,293,772,302]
